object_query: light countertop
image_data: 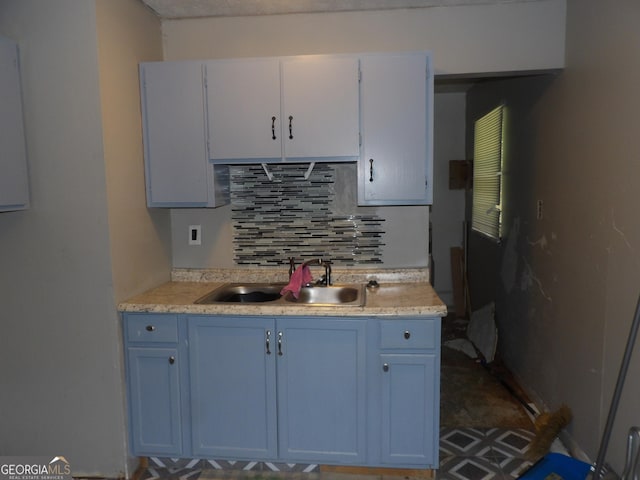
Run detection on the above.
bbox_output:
[118,268,447,317]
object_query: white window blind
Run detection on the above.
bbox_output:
[472,105,504,241]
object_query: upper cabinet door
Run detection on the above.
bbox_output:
[140,61,229,208]
[281,56,360,161]
[206,59,282,161]
[359,52,433,205]
[206,55,360,163]
[0,37,29,212]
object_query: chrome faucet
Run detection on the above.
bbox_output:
[288,257,332,286]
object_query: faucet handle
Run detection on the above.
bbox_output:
[288,257,296,278]
[321,259,332,286]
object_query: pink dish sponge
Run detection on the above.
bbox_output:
[280,265,313,299]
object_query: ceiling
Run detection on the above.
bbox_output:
[139,0,540,19]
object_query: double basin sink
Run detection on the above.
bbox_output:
[195,283,365,307]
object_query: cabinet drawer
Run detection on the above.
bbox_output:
[126,314,178,343]
[380,319,438,350]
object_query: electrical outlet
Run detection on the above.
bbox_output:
[189,225,201,245]
[536,200,544,220]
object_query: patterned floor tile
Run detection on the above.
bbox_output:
[141,466,202,480]
[483,429,535,458]
[149,458,203,469]
[140,428,542,480]
[436,456,505,480]
[439,428,499,459]
[436,428,538,480]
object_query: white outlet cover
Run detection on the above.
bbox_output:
[189,225,201,245]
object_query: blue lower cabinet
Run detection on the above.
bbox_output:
[127,347,182,455]
[123,313,441,468]
[380,354,438,466]
[187,316,366,463]
[276,318,367,464]
[187,316,278,459]
[377,317,441,468]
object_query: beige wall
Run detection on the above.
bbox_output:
[164,1,565,269]
[0,0,165,476]
[161,1,566,74]
[95,0,166,474]
[96,0,170,302]
[468,0,640,470]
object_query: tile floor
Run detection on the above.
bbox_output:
[438,427,535,479]
[138,427,537,480]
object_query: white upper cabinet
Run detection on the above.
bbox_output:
[140,61,229,208]
[139,52,433,207]
[281,56,360,160]
[0,37,29,212]
[206,55,360,163]
[358,52,433,205]
[206,58,282,161]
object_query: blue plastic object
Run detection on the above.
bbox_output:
[519,453,592,480]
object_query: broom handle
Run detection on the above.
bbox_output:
[593,293,640,479]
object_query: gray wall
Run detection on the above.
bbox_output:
[467,0,640,470]
[431,92,466,306]
[0,0,166,476]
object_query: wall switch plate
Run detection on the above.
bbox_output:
[189,225,201,245]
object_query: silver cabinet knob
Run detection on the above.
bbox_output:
[169,356,175,365]
[383,363,389,372]
[146,325,155,332]
[404,330,411,340]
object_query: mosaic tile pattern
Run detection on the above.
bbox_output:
[139,428,540,480]
[438,428,536,479]
[139,461,319,480]
[230,164,384,266]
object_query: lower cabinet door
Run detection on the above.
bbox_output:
[276,318,367,464]
[188,316,278,459]
[380,354,438,466]
[127,347,182,456]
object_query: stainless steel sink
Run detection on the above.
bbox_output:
[195,283,365,306]
[283,285,365,306]
[195,283,285,304]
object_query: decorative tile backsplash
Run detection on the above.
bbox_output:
[231,163,384,266]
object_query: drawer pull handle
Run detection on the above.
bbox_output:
[266,330,272,355]
[271,116,277,140]
[404,330,411,340]
[169,356,175,365]
[146,325,155,332]
[288,116,294,139]
[383,363,389,372]
[278,331,283,356]
[369,158,374,182]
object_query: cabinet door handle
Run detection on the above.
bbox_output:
[266,330,272,355]
[404,330,411,340]
[271,116,277,140]
[369,158,374,182]
[145,325,155,332]
[278,331,283,356]
[288,116,294,139]
[169,356,175,365]
[383,363,389,372]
